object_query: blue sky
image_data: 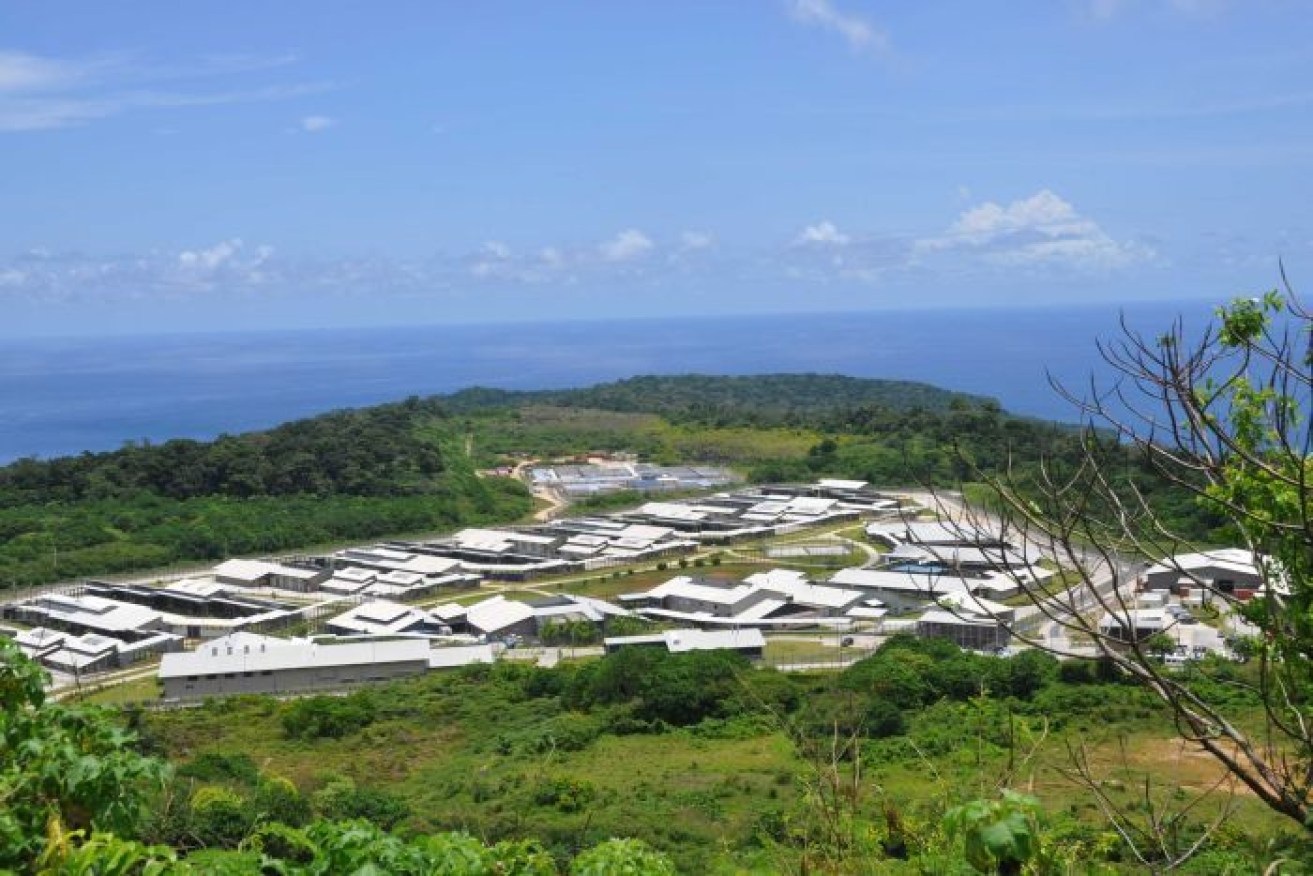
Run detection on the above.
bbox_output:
[1,0,1310,336]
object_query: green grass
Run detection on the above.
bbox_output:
[763,637,856,666]
[140,672,803,873]
[69,673,162,706]
[132,650,1300,873]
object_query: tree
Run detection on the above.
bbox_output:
[946,282,1313,862]
[0,638,167,869]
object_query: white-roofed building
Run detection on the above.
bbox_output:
[428,643,497,669]
[463,595,538,638]
[9,593,166,639]
[15,625,181,675]
[604,627,765,659]
[883,520,1005,547]
[1142,548,1271,600]
[625,576,757,617]
[529,594,630,629]
[618,570,868,629]
[322,567,378,595]
[333,546,463,577]
[934,593,1016,625]
[1098,608,1173,642]
[159,634,431,700]
[828,568,975,608]
[213,559,329,591]
[818,478,868,491]
[163,578,227,598]
[324,600,447,637]
[741,569,868,615]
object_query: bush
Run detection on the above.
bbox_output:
[865,700,907,738]
[571,838,677,875]
[254,775,311,827]
[189,785,252,848]
[177,751,260,786]
[312,778,410,830]
[246,821,316,863]
[282,692,375,740]
[533,776,597,813]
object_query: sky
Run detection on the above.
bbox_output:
[1,0,1310,336]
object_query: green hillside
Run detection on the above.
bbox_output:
[0,373,1225,591]
[442,373,999,424]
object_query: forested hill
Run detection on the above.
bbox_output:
[0,397,530,588]
[0,373,1210,590]
[442,374,999,426]
[0,397,455,505]
[0,375,995,507]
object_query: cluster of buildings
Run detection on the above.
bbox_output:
[20,477,1281,700]
[358,481,900,580]
[404,519,697,579]
[0,579,304,676]
[531,460,736,497]
[323,592,629,642]
[614,564,1022,652]
[605,480,899,543]
[1093,548,1273,656]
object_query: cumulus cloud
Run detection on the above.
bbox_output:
[299,114,336,132]
[788,0,890,55]
[794,221,851,246]
[480,240,512,260]
[599,229,654,262]
[917,189,1154,269]
[178,238,243,271]
[0,238,291,303]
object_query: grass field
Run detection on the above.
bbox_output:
[70,673,162,706]
[135,653,1297,873]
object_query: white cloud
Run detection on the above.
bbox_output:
[794,221,850,246]
[680,231,715,250]
[178,238,243,271]
[788,0,890,54]
[481,240,512,260]
[1087,0,1128,19]
[0,50,93,93]
[1088,0,1225,19]
[0,49,329,133]
[299,114,336,132]
[918,189,1155,269]
[599,229,654,262]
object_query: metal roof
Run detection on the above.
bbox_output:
[160,637,430,679]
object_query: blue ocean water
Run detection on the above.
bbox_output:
[0,302,1212,463]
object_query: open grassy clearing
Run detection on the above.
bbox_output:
[763,636,869,667]
[135,644,1299,873]
[68,672,162,706]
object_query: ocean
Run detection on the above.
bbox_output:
[0,301,1214,464]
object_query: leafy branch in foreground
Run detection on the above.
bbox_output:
[950,281,1313,853]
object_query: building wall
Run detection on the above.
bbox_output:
[1143,564,1262,595]
[917,620,1009,651]
[269,569,330,591]
[163,658,428,700]
[663,595,742,617]
[472,616,538,640]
